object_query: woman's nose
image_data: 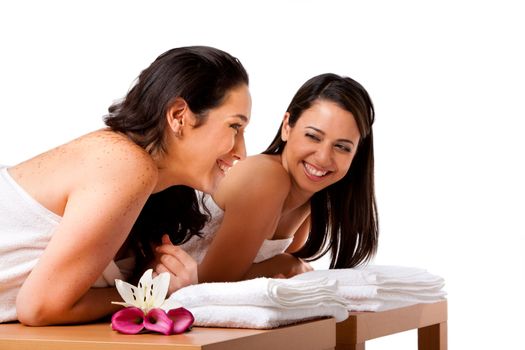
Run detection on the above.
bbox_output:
[315,144,333,167]
[232,133,247,160]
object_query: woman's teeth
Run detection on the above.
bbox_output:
[304,163,328,177]
[218,163,231,173]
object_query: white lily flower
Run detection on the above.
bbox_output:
[112,269,175,312]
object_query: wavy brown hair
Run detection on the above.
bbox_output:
[104,46,249,280]
[264,73,378,268]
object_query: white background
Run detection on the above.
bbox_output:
[1,1,524,348]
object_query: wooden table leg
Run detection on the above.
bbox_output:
[418,321,447,350]
[335,343,365,350]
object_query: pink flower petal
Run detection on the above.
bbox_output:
[111,307,145,334]
[144,308,174,335]
[167,307,195,334]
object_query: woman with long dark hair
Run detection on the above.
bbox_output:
[172,73,378,282]
[0,46,251,325]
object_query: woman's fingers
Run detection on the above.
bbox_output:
[156,244,197,270]
[156,261,197,294]
[161,234,172,245]
[154,243,198,294]
[161,253,197,284]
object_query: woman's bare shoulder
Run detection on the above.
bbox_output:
[68,130,155,171]
[214,154,290,205]
[72,130,158,187]
[7,129,157,220]
[235,154,287,177]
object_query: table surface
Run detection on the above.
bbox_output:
[0,301,448,350]
[0,317,336,350]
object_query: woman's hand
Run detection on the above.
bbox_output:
[154,234,198,295]
[272,253,313,278]
[243,253,313,280]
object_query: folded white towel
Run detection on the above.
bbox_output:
[167,265,446,328]
[168,277,347,309]
[167,277,349,328]
[293,265,444,287]
[188,304,348,329]
[292,265,446,312]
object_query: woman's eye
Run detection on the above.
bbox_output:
[305,133,321,141]
[230,124,242,133]
[335,144,352,153]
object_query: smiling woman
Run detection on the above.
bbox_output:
[167,73,378,283]
[0,46,251,326]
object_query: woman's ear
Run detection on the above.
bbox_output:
[281,112,291,142]
[166,98,188,136]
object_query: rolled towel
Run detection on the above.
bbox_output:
[188,304,349,329]
[167,277,347,309]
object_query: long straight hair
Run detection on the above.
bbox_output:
[104,46,249,280]
[263,73,378,268]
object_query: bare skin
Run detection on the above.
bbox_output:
[13,131,159,325]
[188,100,361,283]
[13,84,251,326]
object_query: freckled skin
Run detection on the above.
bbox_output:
[12,84,252,326]
[12,129,160,325]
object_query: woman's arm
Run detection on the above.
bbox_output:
[242,253,313,279]
[242,215,313,279]
[196,156,291,282]
[16,141,157,326]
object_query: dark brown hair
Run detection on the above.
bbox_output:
[104,46,249,280]
[263,73,378,268]
[105,46,249,155]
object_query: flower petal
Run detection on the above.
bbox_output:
[149,272,170,308]
[167,307,194,334]
[138,269,154,290]
[144,308,174,335]
[111,307,145,334]
[115,279,142,308]
[137,269,154,308]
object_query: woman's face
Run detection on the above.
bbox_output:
[281,99,361,197]
[173,84,251,194]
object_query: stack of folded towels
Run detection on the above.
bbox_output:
[166,265,446,329]
[292,265,447,312]
[166,277,349,328]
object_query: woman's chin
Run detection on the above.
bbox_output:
[196,178,218,195]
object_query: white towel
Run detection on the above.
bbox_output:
[166,277,349,328]
[188,304,348,329]
[292,265,446,312]
[168,277,347,309]
[0,166,62,323]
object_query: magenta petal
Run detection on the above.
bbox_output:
[144,308,174,335]
[111,307,145,334]
[167,307,195,334]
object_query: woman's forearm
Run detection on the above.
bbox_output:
[18,287,123,326]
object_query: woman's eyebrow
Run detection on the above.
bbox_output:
[233,114,249,123]
[306,126,354,145]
